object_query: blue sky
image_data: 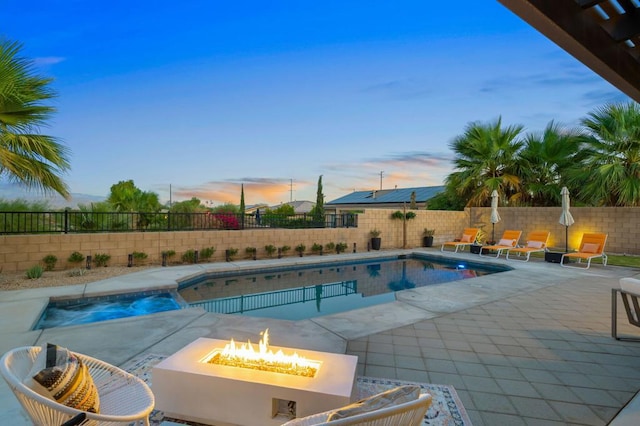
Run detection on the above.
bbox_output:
[0,1,630,207]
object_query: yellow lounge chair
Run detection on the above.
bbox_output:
[506,231,550,262]
[561,233,608,269]
[479,230,522,258]
[441,228,480,253]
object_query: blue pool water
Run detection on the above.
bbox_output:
[178,254,510,321]
[35,292,181,329]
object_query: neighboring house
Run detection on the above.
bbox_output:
[325,186,445,213]
[245,204,269,214]
[269,200,316,214]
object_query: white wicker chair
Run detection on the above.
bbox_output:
[1,346,155,426]
[281,393,432,426]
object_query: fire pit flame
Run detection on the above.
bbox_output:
[202,329,320,377]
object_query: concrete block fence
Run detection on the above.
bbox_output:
[0,207,638,273]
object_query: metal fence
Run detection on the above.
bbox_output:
[189,280,358,315]
[0,210,358,234]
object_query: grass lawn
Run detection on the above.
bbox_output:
[527,252,640,268]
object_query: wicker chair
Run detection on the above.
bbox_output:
[281,393,432,426]
[0,346,154,426]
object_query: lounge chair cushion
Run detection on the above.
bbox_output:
[581,243,599,253]
[461,235,471,243]
[326,385,421,421]
[527,241,544,249]
[498,238,514,246]
[24,343,100,413]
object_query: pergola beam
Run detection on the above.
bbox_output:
[498,0,640,103]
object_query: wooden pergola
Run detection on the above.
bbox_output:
[499,0,640,102]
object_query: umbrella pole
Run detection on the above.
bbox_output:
[565,225,568,253]
[492,223,495,244]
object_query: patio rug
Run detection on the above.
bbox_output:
[121,353,472,426]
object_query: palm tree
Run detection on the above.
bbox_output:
[576,102,640,206]
[0,39,70,198]
[518,121,586,206]
[446,117,524,206]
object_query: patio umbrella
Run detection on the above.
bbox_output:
[490,190,501,243]
[559,187,575,253]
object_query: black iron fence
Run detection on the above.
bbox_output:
[0,210,358,234]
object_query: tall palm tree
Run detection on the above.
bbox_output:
[518,121,586,206]
[576,102,640,206]
[0,39,70,198]
[446,117,524,206]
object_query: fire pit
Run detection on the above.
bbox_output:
[153,330,358,426]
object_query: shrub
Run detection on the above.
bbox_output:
[369,229,381,238]
[68,251,85,265]
[336,242,348,253]
[162,249,176,258]
[226,248,239,261]
[279,245,291,255]
[324,242,335,252]
[182,249,196,263]
[132,251,148,260]
[311,243,323,254]
[42,254,57,271]
[93,253,111,267]
[245,247,257,259]
[26,265,44,279]
[295,244,306,255]
[264,245,277,257]
[200,246,216,261]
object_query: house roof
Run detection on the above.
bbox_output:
[326,186,445,205]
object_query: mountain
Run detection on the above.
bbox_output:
[0,183,106,208]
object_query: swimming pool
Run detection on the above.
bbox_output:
[34,291,184,329]
[178,254,510,321]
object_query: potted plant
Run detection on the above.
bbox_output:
[422,229,435,247]
[370,229,382,251]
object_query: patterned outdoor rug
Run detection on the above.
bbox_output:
[122,353,472,426]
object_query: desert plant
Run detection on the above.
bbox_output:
[279,245,291,255]
[324,242,335,252]
[68,251,85,265]
[369,229,381,238]
[311,243,323,254]
[132,251,148,260]
[26,265,44,279]
[93,253,111,267]
[336,242,348,253]
[42,254,57,271]
[182,249,196,263]
[162,249,176,258]
[295,244,306,256]
[423,229,435,237]
[200,246,216,261]
[245,247,257,259]
[68,268,87,277]
[226,248,239,261]
[265,245,277,257]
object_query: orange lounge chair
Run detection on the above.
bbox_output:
[441,228,480,253]
[506,231,550,262]
[561,233,608,269]
[479,230,522,258]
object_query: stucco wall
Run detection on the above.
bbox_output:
[1,207,638,273]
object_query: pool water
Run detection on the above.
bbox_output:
[35,292,181,329]
[178,254,509,321]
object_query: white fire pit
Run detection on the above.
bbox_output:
[153,335,358,426]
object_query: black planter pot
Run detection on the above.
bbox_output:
[470,244,482,254]
[423,236,434,247]
[371,237,381,250]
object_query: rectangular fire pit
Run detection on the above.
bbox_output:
[153,337,358,426]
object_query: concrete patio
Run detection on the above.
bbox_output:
[1,249,639,425]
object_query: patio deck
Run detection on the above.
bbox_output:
[1,249,639,425]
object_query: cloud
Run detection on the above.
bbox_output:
[360,78,433,100]
[169,177,313,206]
[581,89,631,105]
[33,57,66,66]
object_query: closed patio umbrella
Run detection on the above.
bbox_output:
[490,190,501,243]
[559,187,575,253]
